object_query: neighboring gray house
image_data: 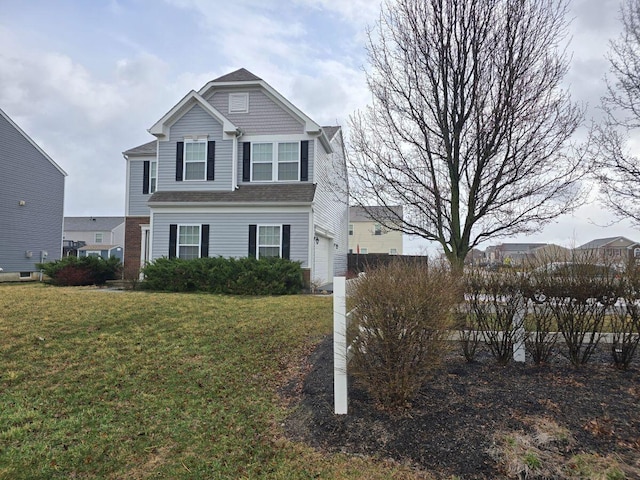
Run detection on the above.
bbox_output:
[575,236,640,266]
[63,216,125,261]
[63,217,124,249]
[0,108,67,281]
[122,68,349,285]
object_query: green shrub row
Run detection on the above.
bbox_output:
[37,256,122,286]
[140,256,304,295]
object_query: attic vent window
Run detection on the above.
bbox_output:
[229,93,249,113]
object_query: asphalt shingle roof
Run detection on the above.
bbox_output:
[211,68,262,83]
[64,217,124,231]
[123,140,157,156]
[148,184,316,204]
[349,205,403,222]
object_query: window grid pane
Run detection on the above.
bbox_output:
[278,162,298,180]
[252,164,272,181]
[258,226,280,258]
[278,142,298,162]
[179,226,199,245]
[184,142,206,180]
[185,162,206,180]
[179,246,199,260]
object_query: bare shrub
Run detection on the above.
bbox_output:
[456,302,482,362]
[464,269,527,365]
[611,262,640,370]
[524,302,558,365]
[347,260,459,410]
[526,256,622,367]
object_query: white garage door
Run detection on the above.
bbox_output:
[314,236,331,285]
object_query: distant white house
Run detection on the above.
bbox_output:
[63,216,125,262]
[0,108,67,281]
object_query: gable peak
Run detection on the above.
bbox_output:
[212,68,262,83]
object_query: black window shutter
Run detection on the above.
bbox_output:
[300,141,309,182]
[282,225,291,260]
[143,161,150,194]
[169,224,178,259]
[242,142,251,182]
[207,141,215,181]
[201,224,210,257]
[248,224,257,258]
[176,142,184,181]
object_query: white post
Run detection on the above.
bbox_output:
[333,276,348,414]
[513,307,526,363]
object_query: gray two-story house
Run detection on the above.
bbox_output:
[123,68,348,285]
[0,108,67,281]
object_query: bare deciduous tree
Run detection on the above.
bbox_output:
[594,0,640,225]
[348,0,585,271]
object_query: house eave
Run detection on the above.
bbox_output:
[149,201,313,208]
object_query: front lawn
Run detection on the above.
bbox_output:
[0,284,421,479]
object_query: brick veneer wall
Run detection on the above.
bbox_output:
[123,216,150,280]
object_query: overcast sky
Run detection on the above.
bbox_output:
[1,0,637,254]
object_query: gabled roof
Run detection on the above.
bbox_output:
[64,216,124,231]
[148,184,316,205]
[148,90,237,139]
[577,236,639,249]
[211,68,262,83]
[322,126,341,142]
[123,140,156,156]
[350,205,403,222]
[0,107,67,176]
[198,68,332,152]
[498,243,547,252]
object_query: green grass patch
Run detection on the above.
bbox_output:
[0,284,423,479]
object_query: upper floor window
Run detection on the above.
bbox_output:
[635,248,640,258]
[229,92,249,113]
[184,140,207,180]
[258,225,281,258]
[95,232,103,244]
[252,142,299,182]
[349,224,354,236]
[374,224,382,235]
[149,160,157,193]
[178,225,200,259]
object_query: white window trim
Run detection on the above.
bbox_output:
[95,232,104,243]
[251,142,300,182]
[229,92,249,114]
[374,224,382,236]
[257,224,282,259]
[183,138,208,181]
[348,224,354,235]
[177,224,201,259]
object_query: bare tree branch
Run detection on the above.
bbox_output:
[348,0,586,270]
[593,0,640,226]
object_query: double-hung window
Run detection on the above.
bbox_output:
[258,225,281,258]
[251,142,299,181]
[184,140,207,180]
[149,160,157,193]
[178,225,200,259]
[95,232,104,244]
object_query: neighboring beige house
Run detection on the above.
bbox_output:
[349,206,403,255]
[484,242,569,266]
[574,236,640,267]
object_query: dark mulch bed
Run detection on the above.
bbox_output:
[282,336,640,479]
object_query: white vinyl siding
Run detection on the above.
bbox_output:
[258,225,281,258]
[178,225,200,259]
[184,141,207,181]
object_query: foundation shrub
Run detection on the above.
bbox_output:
[141,256,303,295]
[347,260,459,410]
[38,256,122,286]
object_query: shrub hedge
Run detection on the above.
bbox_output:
[37,256,122,286]
[140,256,304,295]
